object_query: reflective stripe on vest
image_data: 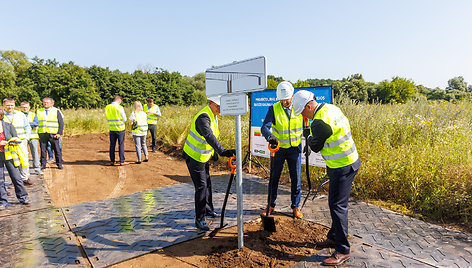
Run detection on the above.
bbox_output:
[183,106,219,163]
[26,112,39,139]
[132,111,149,135]
[272,102,303,148]
[144,104,159,124]
[313,104,359,169]
[105,104,125,131]
[3,111,27,139]
[5,142,29,168]
[37,107,59,134]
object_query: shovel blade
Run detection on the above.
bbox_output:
[261,215,276,232]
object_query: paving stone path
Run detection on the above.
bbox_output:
[0,172,470,267]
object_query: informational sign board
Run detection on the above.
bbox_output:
[221,93,248,116]
[205,56,267,97]
[250,86,333,168]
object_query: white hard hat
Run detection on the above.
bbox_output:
[276,81,294,100]
[292,90,314,116]
[207,96,221,105]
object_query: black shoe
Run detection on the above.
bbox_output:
[205,211,220,218]
[57,164,64,170]
[195,219,210,231]
[135,161,142,164]
[151,149,156,152]
[21,198,31,205]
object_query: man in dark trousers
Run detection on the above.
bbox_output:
[182,96,235,231]
[105,96,127,166]
[261,81,303,219]
[292,90,361,266]
[37,97,64,170]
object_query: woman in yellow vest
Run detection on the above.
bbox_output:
[182,96,235,231]
[292,90,361,266]
[0,110,30,210]
[261,81,304,219]
[129,101,149,164]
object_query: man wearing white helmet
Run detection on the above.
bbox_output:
[183,96,236,231]
[292,90,361,266]
[260,81,303,219]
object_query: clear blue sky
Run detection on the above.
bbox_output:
[2,0,472,89]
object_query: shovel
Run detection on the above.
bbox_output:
[301,117,313,210]
[209,156,236,237]
[261,141,279,232]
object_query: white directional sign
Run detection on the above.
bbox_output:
[205,56,267,97]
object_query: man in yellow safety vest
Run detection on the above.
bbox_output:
[20,101,42,176]
[292,90,361,266]
[261,81,304,219]
[2,98,33,185]
[105,96,127,166]
[37,97,64,170]
[182,96,235,231]
[144,99,161,152]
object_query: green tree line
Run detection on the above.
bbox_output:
[0,50,206,108]
[1,50,471,108]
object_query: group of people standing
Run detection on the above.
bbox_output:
[183,81,360,266]
[0,97,64,210]
[104,96,161,165]
[104,82,360,266]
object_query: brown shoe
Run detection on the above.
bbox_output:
[322,251,350,266]
[315,238,337,249]
[261,206,275,216]
[119,162,127,166]
[23,179,34,186]
[293,207,303,219]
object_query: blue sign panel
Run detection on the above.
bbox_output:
[251,86,332,127]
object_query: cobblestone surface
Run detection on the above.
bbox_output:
[1,172,471,267]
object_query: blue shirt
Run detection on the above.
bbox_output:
[22,111,39,128]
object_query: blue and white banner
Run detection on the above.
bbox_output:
[250,86,332,167]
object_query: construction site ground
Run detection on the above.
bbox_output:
[0,133,471,267]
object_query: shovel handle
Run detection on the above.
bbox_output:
[268,141,280,157]
[228,156,236,174]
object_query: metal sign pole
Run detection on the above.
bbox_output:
[235,114,244,249]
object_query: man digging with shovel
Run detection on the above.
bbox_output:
[292,90,361,266]
[261,81,303,219]
[183,96,236,231]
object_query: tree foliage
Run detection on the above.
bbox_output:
[1,49,471,107]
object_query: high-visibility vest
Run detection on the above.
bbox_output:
[144,104,159,125]
[26,112,39,139]
[272,102,303,148]
[132,111,148,135]
[37,107,59,134]
[4,138,29,168]
[183,106,219,163]
[312,104,359,169]
[3,111,27,139]
[105,104,125,131]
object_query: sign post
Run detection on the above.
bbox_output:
[206,56,267,249]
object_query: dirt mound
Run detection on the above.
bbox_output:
[205,215,328,267]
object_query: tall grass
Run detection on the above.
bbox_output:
[63,101,472,226]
